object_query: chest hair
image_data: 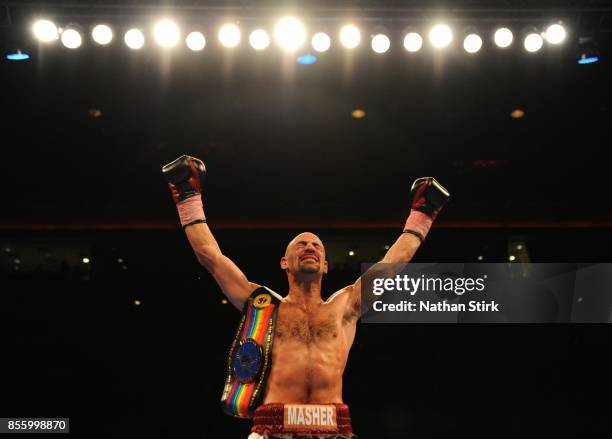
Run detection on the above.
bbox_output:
[275,308,339,343]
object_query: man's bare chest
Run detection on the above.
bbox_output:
[274,305,341,344]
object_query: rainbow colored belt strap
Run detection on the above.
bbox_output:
[221,287,281,418]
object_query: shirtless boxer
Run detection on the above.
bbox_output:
[162,155,450,438]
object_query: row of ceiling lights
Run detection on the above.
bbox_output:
[30,17,567,54]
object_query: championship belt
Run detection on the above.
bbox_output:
[221,286,282,418]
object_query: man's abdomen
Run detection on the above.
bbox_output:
[263,340,347,404]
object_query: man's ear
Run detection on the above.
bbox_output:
[323,259,329,274]
[280,256,288,270]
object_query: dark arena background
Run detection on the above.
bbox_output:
[1,1,611,438]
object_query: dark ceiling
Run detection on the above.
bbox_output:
[1,0,611,228]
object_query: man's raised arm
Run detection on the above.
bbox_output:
[162,155,259,310]
[346,177,451,314]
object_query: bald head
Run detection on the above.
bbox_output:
[285,232,324,256]
[281,232,328,276]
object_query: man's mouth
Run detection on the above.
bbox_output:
[300,256,318,262]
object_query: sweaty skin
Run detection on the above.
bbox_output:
[184,227,420,404]
[265,291,356,403]
[264,234,359,403]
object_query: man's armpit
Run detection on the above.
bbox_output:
[339,287,361,323]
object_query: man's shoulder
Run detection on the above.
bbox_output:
[252,285,284,302]
[325,286,354,305]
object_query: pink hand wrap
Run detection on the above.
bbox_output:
[404,210,433,241]
[176,194,206,227]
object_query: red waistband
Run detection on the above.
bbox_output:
[252,403,353,437]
